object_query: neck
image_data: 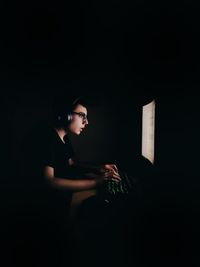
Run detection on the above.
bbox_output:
[55,127,67,143]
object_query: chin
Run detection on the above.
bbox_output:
[71,128,81,135]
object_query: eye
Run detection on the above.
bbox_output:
[79,113,87,120]
[72,111,87,121]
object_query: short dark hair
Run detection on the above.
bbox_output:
[52,95,90,127]
[71,96,90,110]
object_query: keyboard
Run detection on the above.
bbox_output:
[70,170,134,223]
[99,170,133,202]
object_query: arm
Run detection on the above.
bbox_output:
[44,165,121,192]
[44,166,121,191]
[44,166,102,192]
[69,158,119,176]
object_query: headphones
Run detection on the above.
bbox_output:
[57,96,82,126]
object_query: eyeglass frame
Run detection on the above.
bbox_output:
[72,111,88,121]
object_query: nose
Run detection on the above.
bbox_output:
[84,118,89,125]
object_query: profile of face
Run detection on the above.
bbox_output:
[68,104,89,135]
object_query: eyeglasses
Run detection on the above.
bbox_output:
[72,112,88,121]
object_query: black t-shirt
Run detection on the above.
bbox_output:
[22,124,75,216]
[42,127,75,178]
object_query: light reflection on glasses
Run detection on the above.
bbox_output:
[72,112,88,121]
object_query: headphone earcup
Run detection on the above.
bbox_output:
[55,96,81,127]
[57,113,72,126]
[66,96,81,123]
[67,113,73,122]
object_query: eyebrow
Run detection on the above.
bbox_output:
[73,110,87,115]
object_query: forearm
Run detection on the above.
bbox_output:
[47,176,100,192]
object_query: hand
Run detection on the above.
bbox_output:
[100,164,121,183]
[103,169,121,183]
[105,164,119,173]
[100,164,118,174]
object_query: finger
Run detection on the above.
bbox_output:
[106,164,118,172]
[107,173,121,181]
[103,171,121,178]
[110,170,121,179]
[110,169,120,178]
[103,170,121,180]
[104,177,120,183]
[103,172,111,178]
[110,177,121,183]
[111,164,118,172]
[112,174,121,181]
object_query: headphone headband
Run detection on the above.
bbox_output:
[56,96,82,126]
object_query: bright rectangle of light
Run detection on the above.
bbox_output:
[142,100,155,164]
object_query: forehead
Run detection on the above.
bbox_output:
[73,104,87,114]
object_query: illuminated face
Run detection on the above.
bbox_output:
[68,104,89,135]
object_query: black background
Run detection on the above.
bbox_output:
[1,1,200,266]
